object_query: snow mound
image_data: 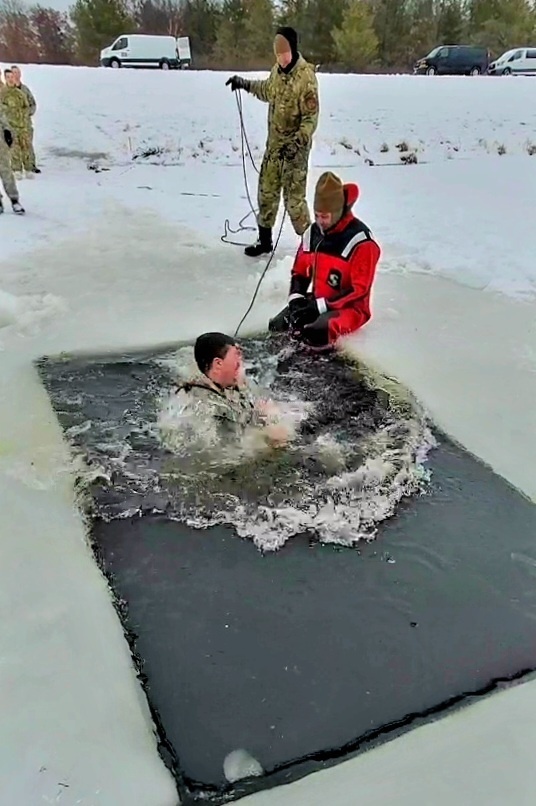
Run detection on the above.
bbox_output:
[223,749,264,783]
[0,288,66,337]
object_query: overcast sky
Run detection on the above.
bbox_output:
[48,0,72,11]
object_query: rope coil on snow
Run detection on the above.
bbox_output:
[221,91,259,247]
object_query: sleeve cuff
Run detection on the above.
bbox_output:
[288,293,305,303]
[316,297,327,314]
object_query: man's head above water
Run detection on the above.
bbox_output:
[194,332,243,388]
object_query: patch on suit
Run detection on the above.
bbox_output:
[327,270,341,289]
[304,91,318,113]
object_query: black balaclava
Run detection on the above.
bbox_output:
[275,26,299,73]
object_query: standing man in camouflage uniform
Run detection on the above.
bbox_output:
[11,66,40,174]
[0,103,25,215]
[226,27,319,257]
[1,70,33,178]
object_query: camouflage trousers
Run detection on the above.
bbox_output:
[0,140,18,202]
[257,142,312,235]
[27,124,37,170]
[10,127,34,172]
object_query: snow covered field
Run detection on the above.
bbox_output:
[1,65,535,804]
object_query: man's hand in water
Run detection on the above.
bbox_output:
[253,398,292,446]
[263,422,290,448]
[255,398,281,420]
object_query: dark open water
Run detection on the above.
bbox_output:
[37,338,536,804]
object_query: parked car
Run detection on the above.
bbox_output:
[100,34,192,70]
[414,45,490,76]
[488,47,536,75]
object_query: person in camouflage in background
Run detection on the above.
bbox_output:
[1,69,33,178]
[11,66,40,174]
[226,27,319,257]
[0,102,25,214]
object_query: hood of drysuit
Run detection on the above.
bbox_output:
[327,183,360,234]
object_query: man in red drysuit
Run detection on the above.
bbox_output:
[268,171,381,349]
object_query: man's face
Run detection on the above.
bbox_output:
[315,211,333,231]
[5,72,15,87]
[12,67,21,83]
[212,345,243,387]
[276,48,292,69]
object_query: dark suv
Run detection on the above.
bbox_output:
[414,45,490,76]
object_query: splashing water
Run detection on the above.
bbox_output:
[39,337,436,552]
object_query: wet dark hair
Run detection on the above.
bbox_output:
[194,332,236,375]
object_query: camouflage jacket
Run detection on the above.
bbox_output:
[18,83,36,116]
[0,86,30,130]
[173,373,267,442]
[247,55,319,148]
[0,102,11,134]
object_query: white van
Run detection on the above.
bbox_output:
[100,34,192,70]
[488,47,536,75]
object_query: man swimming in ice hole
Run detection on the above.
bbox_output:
[174,332,289,447]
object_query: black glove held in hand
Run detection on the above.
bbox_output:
[3,129,13,147]
[290,298,320,331]
[225,75,249,92]
[280,132,306,162]
[288,296,307,323]
[280,141,299,162]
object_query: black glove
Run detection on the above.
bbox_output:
[290,297,321,331]
[225,75,249,92]
[288,295,307,324]
[279,140,299,162]
[3,129,12,148]
[279,132,307,162]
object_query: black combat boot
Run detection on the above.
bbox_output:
[244,225,273,258]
